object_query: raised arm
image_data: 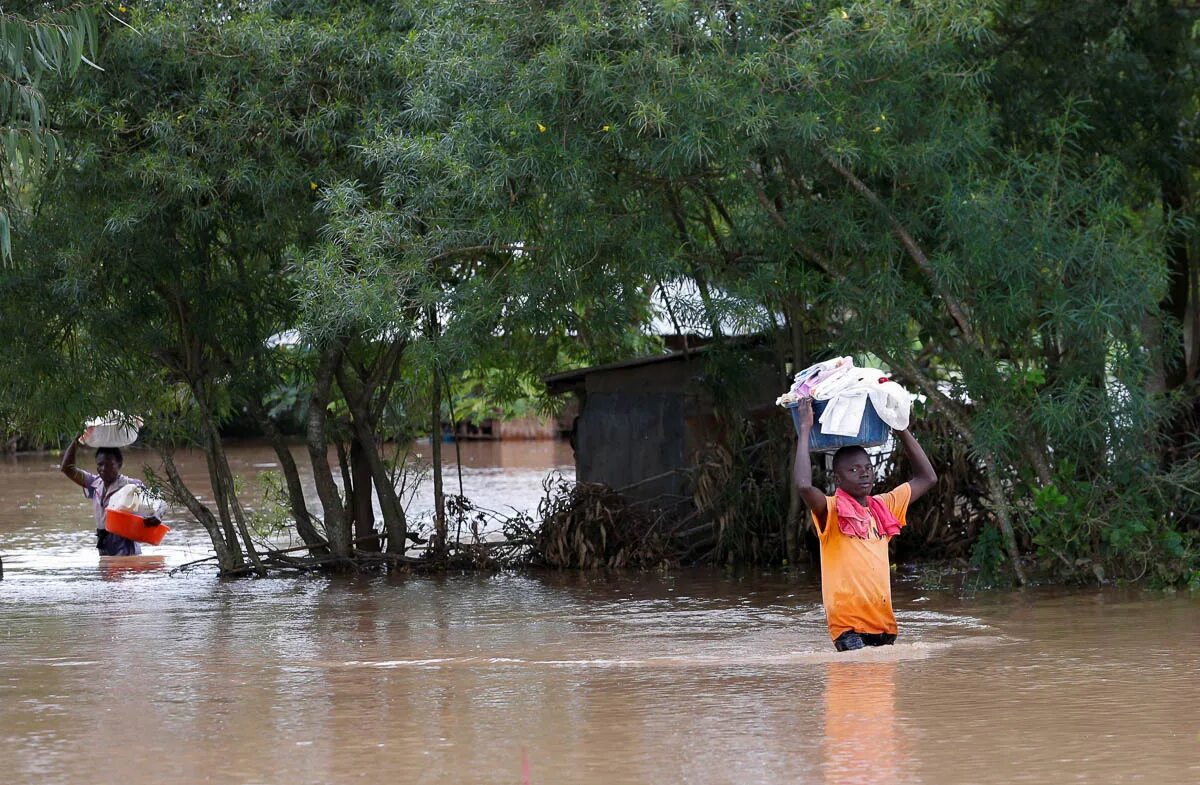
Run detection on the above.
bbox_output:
[895,428,937,502]
[792,399,828,528]
[60,433,88,488]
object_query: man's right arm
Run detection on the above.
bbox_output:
[792,399,828,529]
[60,434,87,488]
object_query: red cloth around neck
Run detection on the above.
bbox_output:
[834,487,901,539]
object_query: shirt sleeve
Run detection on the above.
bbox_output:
[810,495,837,538]
[880,482,913,528]
[80,470,98,499]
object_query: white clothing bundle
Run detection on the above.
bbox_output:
[778,358,913,436]
[107,484,169,519]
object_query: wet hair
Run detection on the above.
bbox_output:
[831,445,870,473]
[95,446,124,466]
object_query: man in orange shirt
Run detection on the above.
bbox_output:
[792,398,938,651]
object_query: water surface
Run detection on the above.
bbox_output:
[1,443,1197,784]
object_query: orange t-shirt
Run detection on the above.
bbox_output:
[811,482,912,641]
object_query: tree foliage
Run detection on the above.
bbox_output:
[0,1,99,260]
[386,0,1197,583]
[2,0,1197,584]
[2,0,418,571]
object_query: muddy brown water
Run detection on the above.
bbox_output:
[1,442,1198,784]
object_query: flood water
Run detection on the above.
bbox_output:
[1,442,1198,784]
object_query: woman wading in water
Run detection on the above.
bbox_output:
[60,436,161,556]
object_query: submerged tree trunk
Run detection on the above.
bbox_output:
[203,441,243,565]
[161,450,240,573]
[350,439,380,551]
[356,425,410,557]
[186,374,266,575]
[308,342,349,560]
[210,430,266,576]
[247,400,327,553]
[430,358,447,556]
[983,453,1027,587]
[427,307,447,556]
[333,363,411,556]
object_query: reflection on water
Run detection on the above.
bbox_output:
[1,443,1199,784]
[99,554,167,581]
[823,662,903,785]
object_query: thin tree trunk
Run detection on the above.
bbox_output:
[350,440,380,552]
[822,153,976,344]
[430,355,447,555]
[885,348,1057,490]
[425,306,448,555]
[308,342,349,560]
[206,423,266,576]
[336,438,355,538]
[441,367,466,545]
[880,350,1031,583]
[663,185,723,339]
[656,275,690,354]
[983,453,1027,586]
[1024,444,1053,488]
[784,300,808,565]
[246,400,326,553]
[191,376,262,573]
[689,266,723,340]
[203,441,243,564]
[160,450,240,573]
[334,363,411,556]
[359,426,411,557]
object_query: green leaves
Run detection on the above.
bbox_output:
[0,3,100,262]
[0,0,1193,579]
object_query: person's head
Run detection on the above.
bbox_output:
[831,445,874,497]
[95,447,123,484]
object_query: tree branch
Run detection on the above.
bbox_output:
[822,153,976,343]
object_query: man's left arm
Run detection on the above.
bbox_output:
[896,428,937,503]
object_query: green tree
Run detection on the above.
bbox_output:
[0,1,99,260]
[7,0,1195,584]
[989,0,1200,433]
[1,0,411,572]
[380,0,1195,582]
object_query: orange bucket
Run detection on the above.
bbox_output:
[104,508,171,546]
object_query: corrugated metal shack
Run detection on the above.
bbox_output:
[544,345,780,522]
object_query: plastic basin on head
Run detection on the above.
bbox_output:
[81,423,140,448]
[105,508,170,546]
[788,398,891,453]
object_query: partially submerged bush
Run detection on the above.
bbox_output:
[531,473,675,569]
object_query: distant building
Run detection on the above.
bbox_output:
[451,413,566,441]
[544,341,781,520]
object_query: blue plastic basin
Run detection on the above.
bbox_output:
[788,398,890,453]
